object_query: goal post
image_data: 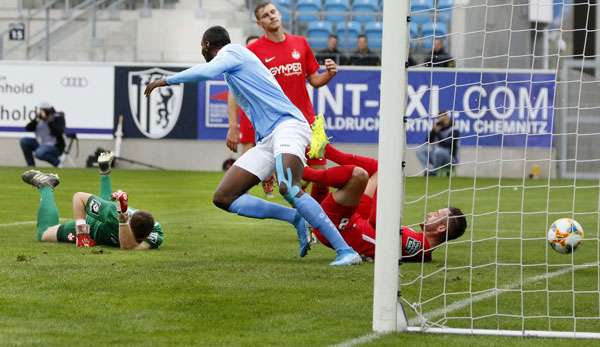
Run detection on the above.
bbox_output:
[374,0,600,339]
[372,0,409,333]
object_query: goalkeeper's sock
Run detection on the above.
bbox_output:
[325,144,378,177]
[310,182,329,204]
[99,174,113,201]
[303,165,356,189]
[228,194,296,224]
[368,190,378,228]
[36,186,59,241]
[293,193,352,252]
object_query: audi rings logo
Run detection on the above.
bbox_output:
[60,76,88,88]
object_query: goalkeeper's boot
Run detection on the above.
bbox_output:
[21,170,60,189]
[308,114,329,159]
[98,151,115,175]
[330,248,362,266]
[293,213,311,258]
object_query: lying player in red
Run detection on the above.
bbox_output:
[303,143,467,261]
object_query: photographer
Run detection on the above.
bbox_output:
[20,102,66,167]
[416,111,460,176]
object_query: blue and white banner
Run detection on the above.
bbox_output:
[309,68,556,147]
[197,67,555,147]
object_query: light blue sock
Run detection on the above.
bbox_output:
[228,194,296,224]
[293,194,351,252]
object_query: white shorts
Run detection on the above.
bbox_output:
[234,119,310,181]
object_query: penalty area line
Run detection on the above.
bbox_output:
[331,261,599,347]
[0,221,36,228]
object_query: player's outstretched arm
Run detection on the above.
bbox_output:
[308,59,337,88]
[226,92,240,153]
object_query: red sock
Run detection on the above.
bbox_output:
[303,165,356,189]
[369,190,378,228]
[310,182,329,204]
[325,144,378,177]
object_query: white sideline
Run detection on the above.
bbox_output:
[0,221,36,227]
[332,261,599,347]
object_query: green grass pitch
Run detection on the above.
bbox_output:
[0,166,598,346]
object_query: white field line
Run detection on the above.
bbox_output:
[332,261,599,347]
[0,221,36,227]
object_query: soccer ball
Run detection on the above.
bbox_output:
[547,218,584,254]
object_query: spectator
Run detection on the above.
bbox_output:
[349,34,380,66]
[20,102,65,167]
[416,111,459,176]
[316,35,346,65]
[424,39,455,68]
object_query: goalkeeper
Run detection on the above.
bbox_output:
[307,117,467,261]
[22,152,164,250]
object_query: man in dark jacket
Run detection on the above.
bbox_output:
[349,35,380,66]
[316,35,346,65]
[20,102,65,167]
[416,111,460,176]
[424,39,455,68]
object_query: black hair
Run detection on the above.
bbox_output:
[246,35,259,45]
[202,26,231,49]
[447,207,467,241]
[129,210,155,242]
[329,34,338,40]
[358,34,367,40]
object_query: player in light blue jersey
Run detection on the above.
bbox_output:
[144,26,360,266]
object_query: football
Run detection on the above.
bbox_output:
[547,218,584,254]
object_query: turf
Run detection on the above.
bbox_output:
[0,167,597,346]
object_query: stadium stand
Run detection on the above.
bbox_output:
[323,0,350,22]
[306,21,334,50]
[352,0,378,23]
[296,0,321,23]
[336,20,361,50]
[364,21,382,50]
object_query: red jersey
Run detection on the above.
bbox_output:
[247,34,319,124]
[313,193,432,261]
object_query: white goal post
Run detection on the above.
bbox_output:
[374,0,600,339]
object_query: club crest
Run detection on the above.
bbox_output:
[128,67,183,139]
[291,49,300,60]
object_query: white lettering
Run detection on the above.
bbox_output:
[345,84,368,116]
[489,86,515,120]
[463,86,487,119]
[406,85,429,117]
[519,87,548,120]
[317,84,343,115]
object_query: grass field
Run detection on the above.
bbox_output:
[0,166,598,346]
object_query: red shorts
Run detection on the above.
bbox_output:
[239,110,255,144]
[313,193,376,258]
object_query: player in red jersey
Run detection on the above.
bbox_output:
[303,144,467,261]
[227,35,276,198]
[226,1,336,203]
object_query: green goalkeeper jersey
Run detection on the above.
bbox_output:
[85,195,164,248]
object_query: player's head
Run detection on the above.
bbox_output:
[129,210,155,242]
[254,2,282,32]
[421,206,467,241]
[201,26,231,62]
[328,34,338,50]
[246,35,259,46]
[436,111,452,127]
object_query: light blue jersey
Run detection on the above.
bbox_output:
[166,44,306,141]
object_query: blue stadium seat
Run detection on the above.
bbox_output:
[324,0,350,22]
[307,21,333,50]
[435,0,453,22]
[364,21,382,50]
[297,0,321,23]
[410,22,419,48]
[411,13,431,24]
[422,21,447,37]
[352,0,379,23]
[421,22,447,49]
[336,20,361,50]
[411,0,434,13]
[272,0,292,10]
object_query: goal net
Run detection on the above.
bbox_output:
[377,0,600,338]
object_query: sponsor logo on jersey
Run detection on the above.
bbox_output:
[291,49,300,60]
[128,67,183,139]
[67,233,75,241]
[338,217,350,230]
[89,199,101,214]
[265,56,276,63]
[405,237,422,255]
[269,62,303,77]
